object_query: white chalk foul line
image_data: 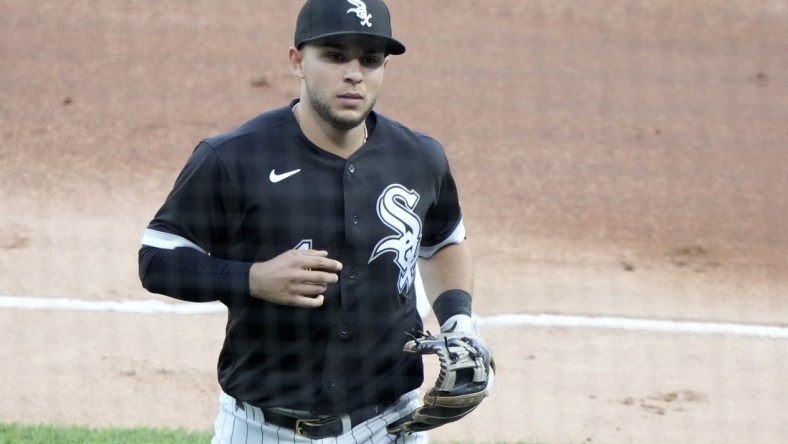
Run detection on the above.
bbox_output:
[478,313,788,339]
[1,295,787,339]
[0,295,225,315]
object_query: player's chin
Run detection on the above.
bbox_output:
[333,103,372,125]
[329,114,366,131]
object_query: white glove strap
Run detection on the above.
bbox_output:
[440,314,478,334]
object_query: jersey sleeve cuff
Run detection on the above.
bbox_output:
[419,218,466,259]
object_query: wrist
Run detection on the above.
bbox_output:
[433,289,473,328]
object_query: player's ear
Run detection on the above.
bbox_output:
[288,47,305,79]
[383,55,390,69]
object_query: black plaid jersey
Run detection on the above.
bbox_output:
[139,101,466,414]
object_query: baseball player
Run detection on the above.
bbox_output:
[138,0,493,442]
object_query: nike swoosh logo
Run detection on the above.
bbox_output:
[269,168,301,183]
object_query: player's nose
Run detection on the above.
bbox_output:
[343,60,363,84]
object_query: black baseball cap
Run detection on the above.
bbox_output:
[294,0,406,55]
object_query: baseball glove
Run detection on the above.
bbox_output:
[387,326,495,434]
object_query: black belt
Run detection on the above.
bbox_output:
[260,404,384,439]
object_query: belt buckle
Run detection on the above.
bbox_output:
[294,418,309,437]
[295,416,344,439]
[295,417,327,438]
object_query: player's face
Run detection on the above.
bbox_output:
[295,37,389,131]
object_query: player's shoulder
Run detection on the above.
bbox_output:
[373,113,446,158]
[201,104,295,152]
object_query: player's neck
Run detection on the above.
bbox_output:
[293,102,367,159]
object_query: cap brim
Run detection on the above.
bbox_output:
[297,32,406,55]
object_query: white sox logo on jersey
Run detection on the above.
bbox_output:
[347,0,372,27]
[369,184,422,294]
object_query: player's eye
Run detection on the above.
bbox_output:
[361,56,384,68]
[323,52,345,62]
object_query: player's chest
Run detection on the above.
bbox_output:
[244,153,432,216]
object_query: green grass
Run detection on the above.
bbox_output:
[0,423,572,444]
[0,423,213,444]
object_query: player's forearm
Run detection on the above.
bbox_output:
[418,241,475,329]
[138,245,252,303]
[419,241,474,305]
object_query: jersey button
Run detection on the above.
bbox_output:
[352,215,359,225]
[348,164,356,173]
[348,270,356,279]
[340,324,350,336]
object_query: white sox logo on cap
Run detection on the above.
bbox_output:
[347,0,372,27]
[294,0,406,55]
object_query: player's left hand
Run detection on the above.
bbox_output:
[248,249,342,308]
[387,317,494,434]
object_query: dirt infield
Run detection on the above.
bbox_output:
[1,1,787,443]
